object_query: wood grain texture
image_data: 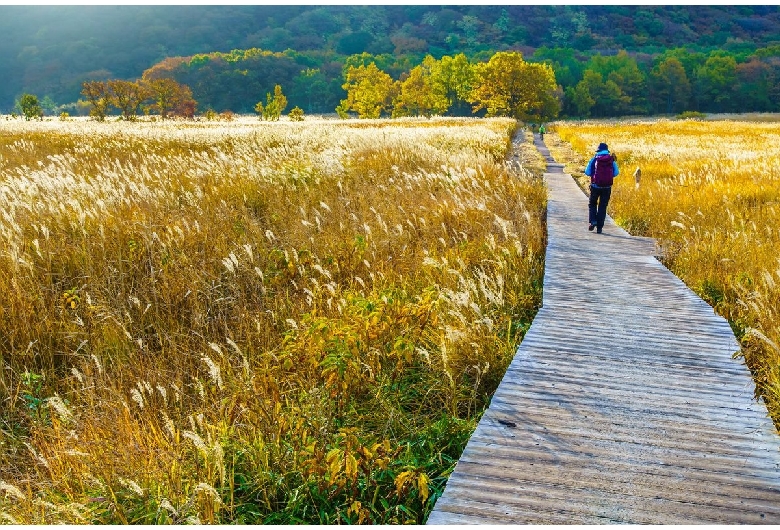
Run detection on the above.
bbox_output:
[427,136,780,524]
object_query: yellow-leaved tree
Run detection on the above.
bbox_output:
[392,55,450,118]
[255,84,288,121]
[436,53,476,116]
[108,79,148,121]
[469,51,561,122]
[81,81,111,121]
[337,62,396,119]
[143,78,197,119]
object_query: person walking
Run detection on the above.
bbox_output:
[539,123,546,141]
[584,142,619,234]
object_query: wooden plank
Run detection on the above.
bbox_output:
[436,471,776,524]
[457,440,780,496]
[466,426,780,481]
[480,405,778,456]
[501,351,754,395]
[427,136,780,524]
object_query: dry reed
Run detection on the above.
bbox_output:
[0,116,546,523]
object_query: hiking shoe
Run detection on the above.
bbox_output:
[596,228,603,234]
[588,223,595,231]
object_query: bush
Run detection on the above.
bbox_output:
[288,106,304,121]
[676,111,707,120]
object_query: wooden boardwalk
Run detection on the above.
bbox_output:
[427,136,780,524]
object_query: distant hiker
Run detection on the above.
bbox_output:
[584,142,619,234]
[634,167,641,188]
[539,123,546,141]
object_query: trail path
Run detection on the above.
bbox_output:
[427,134,780,524]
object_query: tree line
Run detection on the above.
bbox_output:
[17,44,780,122]
[133,44,780,119]
[336,52,558,121]
[15,76,197,121]
[80,78,196,121]
[23,51,560,123]
[539,45,780,117]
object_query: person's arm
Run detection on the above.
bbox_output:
[613,160,619,177]
[584,157,595,176]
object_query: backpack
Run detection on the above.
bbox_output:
[592,153,615,187]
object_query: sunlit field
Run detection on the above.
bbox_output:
[0,116,546,523]
[550,118,780,427]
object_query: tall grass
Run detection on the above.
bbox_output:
[0,116,546,523]
[549,118,780,428]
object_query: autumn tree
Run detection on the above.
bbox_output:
[255,84,288,121]
[469,51,560,121]
[108,80,148,121]
[144,78,196,119]
[736,58,780,112]
[81,81,111,121]
[433,53,475,116]
[337,62,396,119]
[140,57,190,81]
[392,55,449,117]
[175,93,197,119]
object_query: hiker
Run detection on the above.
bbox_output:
[584,142,619,234]
[539,123,546,140]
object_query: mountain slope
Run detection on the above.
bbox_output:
[2,5,779,110]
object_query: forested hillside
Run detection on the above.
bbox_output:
[3,5,780,117]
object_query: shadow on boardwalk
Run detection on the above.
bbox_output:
[427,134,780,524]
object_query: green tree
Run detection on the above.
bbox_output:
[338,62,396,119]
[531,47,585,90]
[494,9,510,33]
[40,95,56,114]
[566,81,595,117]
[586,51,649,115]
[649,57,692,114]
[392,55,450,117]
[457,15,482,50]
[693,53,738,112]
[663,48,708,79]
[81,81,111,121]
[468,51,560,121]
[108,79,148,121]
[291,68,330,113]
[18,93,43,120]
[571,69,628,118]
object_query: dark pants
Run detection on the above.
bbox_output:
[589,185,612,229]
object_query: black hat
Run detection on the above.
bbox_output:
[597,142,608,151]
